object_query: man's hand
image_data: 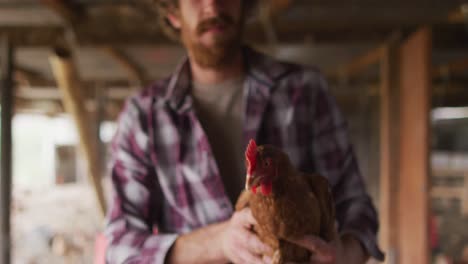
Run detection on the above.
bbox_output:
[221,208,273,264]
[287,235,338,264]
[286,233,369,264]
[166,208,272,264]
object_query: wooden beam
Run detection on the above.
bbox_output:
[16,77,133,90]
[432,184,468,217]
[0,6,62,26]
[101,47,145,87]
[0,36,14,264]
[40,0,84,24]
[258,0,295,48]
[326,45,384,78]
[0,25,65,47]
[14,97,124,121]
[433,57,468,77]
[1,24,393,47]
[42,0,147,87]
[379,43,400,264]
[282,1,462,25]
[465,173,468,216]
[431,186,466,199]
[0,23,432,48]
[49,46,107,216]
[15,86,133,101]
[398,27,432,264]
[14,65,50,87]
[433,24,468,50]
[269,0,294,17]
[3,1,466,47]
[14,98,63,114]
[447,3,468,23]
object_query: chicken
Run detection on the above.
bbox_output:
[235,139,336,264]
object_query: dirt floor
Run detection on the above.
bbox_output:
[11,183,108,264]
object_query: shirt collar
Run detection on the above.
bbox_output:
[164,46,292,113]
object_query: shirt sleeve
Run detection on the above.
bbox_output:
[310,75,385,261]
[105,97,178,264]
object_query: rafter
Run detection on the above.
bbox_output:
[41,0,148,86]
[433,57,468,77]
[325,45,385,79]
[40,0,84,24]
[101,47,146,87]
[49,45,107,216]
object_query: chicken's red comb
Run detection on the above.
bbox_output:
[245,139,257,175]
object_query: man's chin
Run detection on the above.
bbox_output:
[190,40,241,68]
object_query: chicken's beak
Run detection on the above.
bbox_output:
[245,174,261,190]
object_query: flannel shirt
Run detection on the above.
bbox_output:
[105,47,385,263]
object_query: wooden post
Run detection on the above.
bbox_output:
[398,27,432,264]
[0,36,14,264]
[49,46,107,217]
[379,43,400,264]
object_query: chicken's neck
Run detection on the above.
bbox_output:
[257,163,299,199]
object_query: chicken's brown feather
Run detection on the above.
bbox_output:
[303,173,336,242]
[235,143,335,263]
[235,190,251,211]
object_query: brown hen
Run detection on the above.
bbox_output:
[235,139,336,264]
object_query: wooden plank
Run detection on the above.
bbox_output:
[40,0,84,24]
[49,46,107,216]
[432,168,468,178]
[268,0,293,17]
[262,0,468,29]
[0,6,62,25]
[0,36,14,264]
[464,172,468,216]
[379,43,400,264]
[101,47,145,87]
[430,183,468,217]
[398,27,432,264]
[447,4,468,23]
[42,0,146,88]
[431,186,465,199]
[433,57,468,77]
[0,24,391,47]
[0,25,65,47]
[15,86,133,101]
[379,45,391,262]
[331,46,384,78]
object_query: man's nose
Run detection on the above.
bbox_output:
[202,0,225,16]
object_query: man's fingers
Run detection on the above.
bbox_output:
[262,255,273,264]
[240,229,273,255]
[238,208,258,226]
[287,235,336,263]
[309,254,336,263]
[287,235,327,253]
[237,246,265,264]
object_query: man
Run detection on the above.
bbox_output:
[105,0,385,263]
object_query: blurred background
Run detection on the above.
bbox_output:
[0,0,467,263]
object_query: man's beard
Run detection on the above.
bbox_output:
[181,14,243,69]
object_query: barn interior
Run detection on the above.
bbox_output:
[0,0,468,263]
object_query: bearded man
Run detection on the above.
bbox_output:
[105,1,384,263]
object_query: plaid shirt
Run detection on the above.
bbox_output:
[105,47,384,263]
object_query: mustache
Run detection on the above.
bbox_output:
[196,14,234,35]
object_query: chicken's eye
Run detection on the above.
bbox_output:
[264,158,272,167]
